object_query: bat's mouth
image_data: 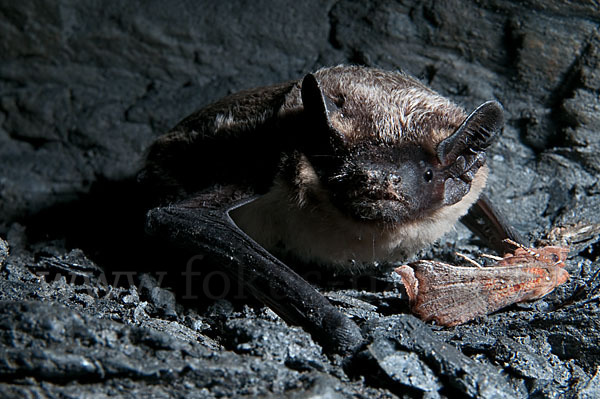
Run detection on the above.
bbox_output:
[331,175,444,226]
[344,197,435,227]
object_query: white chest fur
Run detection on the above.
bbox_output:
[230,166,487,272]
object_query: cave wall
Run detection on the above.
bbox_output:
[1,1,599,398]
[1,1,599,230]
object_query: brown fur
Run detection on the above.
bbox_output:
[282,66,466,151]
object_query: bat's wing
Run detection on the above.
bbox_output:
[461,194,526,253]
[144,186,363,354]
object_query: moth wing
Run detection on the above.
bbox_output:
[398,262,492,326]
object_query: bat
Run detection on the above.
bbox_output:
[140,65,521,353]
[395,242,570,326]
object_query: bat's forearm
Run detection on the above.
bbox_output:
[145,204,364,354]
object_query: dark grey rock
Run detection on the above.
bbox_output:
[0,238,7,267]
[1,0,600,397]
[366,337,442,393]
[362,315,516,399]
[222,316,329,372]
[574,369,600,399]
[492,337,555,380]
[138,273,178,319]
[0,300,375,399]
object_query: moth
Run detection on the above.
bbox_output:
[395,242,570,326]
[140,65,522,353]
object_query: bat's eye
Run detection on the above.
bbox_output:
[424,169,433,183]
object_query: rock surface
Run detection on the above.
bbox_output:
[1,1,599,398]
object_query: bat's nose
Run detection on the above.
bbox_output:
[366,170,401,184]
[362,170,403,201]
[366,169,384,180]
[387,173,402,185]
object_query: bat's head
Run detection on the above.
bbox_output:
[297,69,504,227]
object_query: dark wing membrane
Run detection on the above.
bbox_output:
[461,194,527,253]
[140,80,299,204]
[145,187,363,354]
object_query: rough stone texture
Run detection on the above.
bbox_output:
[1,1,599,398]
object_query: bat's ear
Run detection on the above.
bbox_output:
[301,73,339,128]
[437,101,504,166]
[300,74,347,156]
